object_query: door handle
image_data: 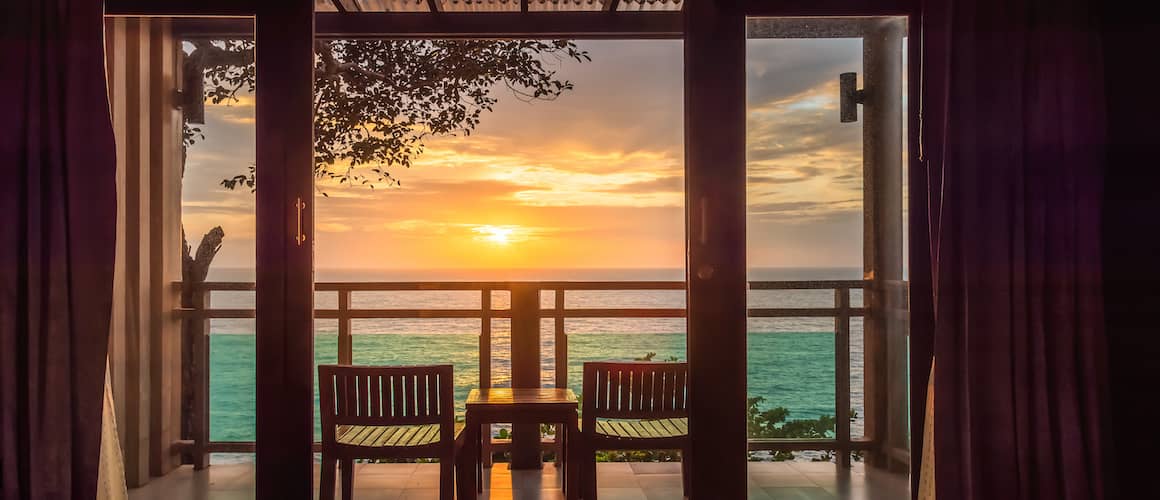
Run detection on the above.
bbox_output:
[294,197,307,246]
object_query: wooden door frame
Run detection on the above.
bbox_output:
[107,2,316,498]
[683,1,748,496]
[104,1,919,497]
[252,2,316,499]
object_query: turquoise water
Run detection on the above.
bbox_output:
[205,267,866,451]
[208,331,841,442]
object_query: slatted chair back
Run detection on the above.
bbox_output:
[318,364,454,442]
[581,362,688,426]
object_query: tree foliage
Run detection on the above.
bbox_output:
[184,38,590,192]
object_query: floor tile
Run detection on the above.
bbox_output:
[764,486,838,500]
[128,460,908,499]
[634,474,682,489]
[629,462,681,475]
[596,488,649,500]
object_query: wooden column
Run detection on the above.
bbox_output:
[685,1,748,497]
[116,16,153,487]
[254,0,315,498]
[146,18,185,477]
[509,284,542,469]
[861,16,905,468]
[104,16,184,486]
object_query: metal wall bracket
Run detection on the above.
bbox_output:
[840,72,866,123]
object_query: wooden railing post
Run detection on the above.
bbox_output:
[509,284,542,469]
[884,279,911,470]
[480,288,493,467]
[190,288,211,470]
[553,288,566,465]
[835,287,852,467]
[184,279,891,464]
[337,289,352,365]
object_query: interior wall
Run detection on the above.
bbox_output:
[104,17,185,488]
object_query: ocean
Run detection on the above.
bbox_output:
[204,267,866,459]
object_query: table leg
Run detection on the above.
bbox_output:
[559,420,566,496]
[477,423,484,493]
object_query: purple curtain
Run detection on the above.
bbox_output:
[1099,6,1160,498]
[915,0,1111,498]
[0,0,117,498]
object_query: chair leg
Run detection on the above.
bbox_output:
[681,446,691,499]
[584,442,598,500]
[457,444,474,500]
[340,459,354,500]
[440,456,454,500]
[320,455,337,500]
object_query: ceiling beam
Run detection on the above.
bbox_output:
[169,11,684,39]
[314,11,682,38]
[739,0,913,17]
[106,0,256,16]
[745,17,882,39]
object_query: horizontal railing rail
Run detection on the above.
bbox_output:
[177,279,871,467]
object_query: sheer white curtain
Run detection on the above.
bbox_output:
[97,362,127,500]
[917,361,935,500]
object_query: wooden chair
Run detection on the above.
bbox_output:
[580,362,690,500]
[318,364,466,500]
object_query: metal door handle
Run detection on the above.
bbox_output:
[294,198,307,246]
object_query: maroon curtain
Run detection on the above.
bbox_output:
[915,0,1111,498]
[1098,5,1160,498]
[0,0,117,499]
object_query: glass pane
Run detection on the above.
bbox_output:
[745,19,864,464]
[746,17,910,471]
[310,38,684,463]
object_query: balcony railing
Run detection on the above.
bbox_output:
[176,279,904,469]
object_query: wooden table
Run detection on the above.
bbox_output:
[458,388,579,500]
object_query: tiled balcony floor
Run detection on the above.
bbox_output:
[127,461,909,500]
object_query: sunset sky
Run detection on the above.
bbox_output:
[181,38,866,272]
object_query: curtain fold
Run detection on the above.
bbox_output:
[97,362,127,500]
[917,360,935,500]
[917,0,1111,498]
[0,0,118,498]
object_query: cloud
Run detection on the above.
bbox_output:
[182,39,873,270]
[316,221,353,233]
[596,175,684,194]
[747,166,826,186]
[748,198,862,220]
[373,219,561,242]
[746,38,862,109]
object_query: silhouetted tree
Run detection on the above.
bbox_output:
[180,38,589,277]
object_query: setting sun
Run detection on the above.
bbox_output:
[474,225,516,245]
